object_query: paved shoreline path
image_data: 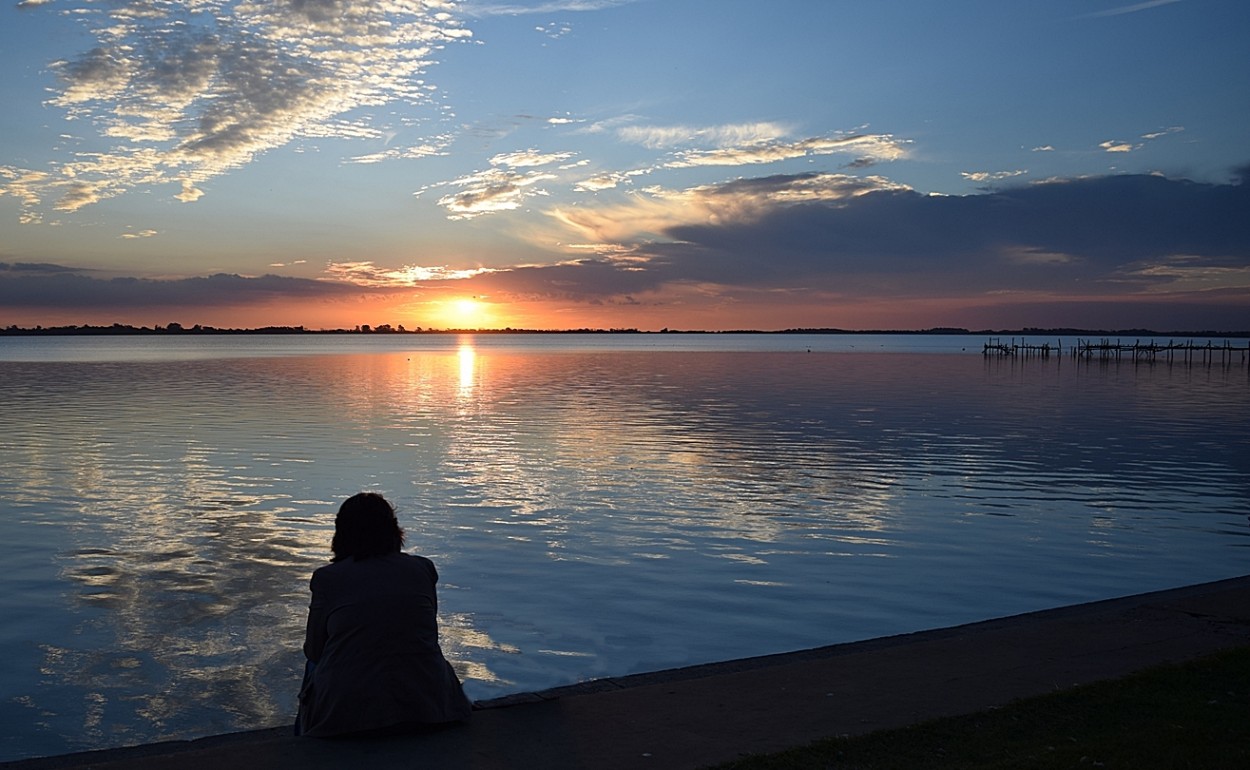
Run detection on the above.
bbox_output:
[6,576,1249,770]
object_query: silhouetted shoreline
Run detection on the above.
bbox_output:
[3,324,1247,338]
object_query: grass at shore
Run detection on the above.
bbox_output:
[711,645,1250,769]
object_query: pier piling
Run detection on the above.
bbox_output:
[983,337,1249,367]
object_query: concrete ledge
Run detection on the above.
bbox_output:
[6,575,1249,770]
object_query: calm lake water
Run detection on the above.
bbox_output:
[1,333,1247,760]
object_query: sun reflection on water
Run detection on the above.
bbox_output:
[457,338,477,397]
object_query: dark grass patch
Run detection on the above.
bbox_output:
[711,645,1250,769]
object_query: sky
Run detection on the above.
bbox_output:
[1,0,1248,332]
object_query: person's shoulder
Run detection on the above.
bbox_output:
[394,552,438,577]
[308,561,332,594]
[395,552,436,569]
[313,557,353,573]
[310,558,356,584]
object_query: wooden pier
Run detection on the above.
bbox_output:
[983,337,1250,366]
[983,338,1059,358]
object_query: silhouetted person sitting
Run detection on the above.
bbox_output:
[297,492,472,737]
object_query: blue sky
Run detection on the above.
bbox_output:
[1,0,1248,330]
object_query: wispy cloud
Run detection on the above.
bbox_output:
[325,261,497,287]
[1101,140,1138,153]
[0,1,473,219]
[574,168,651,192]
[536,22,574,39]
[348,143,451,165]
[1099,126,1183,154]
[425,128,909,215]
[432,149,575,218]
[492,149,578,167]
[462,0,637,16]
[962,170,1028,183]
[0,168,52,224]
[1081,0,1184,19]
[552,171,910,244]
[1142,126,1184,140]
[617,122,791,150]
[665,133,909,169]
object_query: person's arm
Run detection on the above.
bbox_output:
[303,571,328,662]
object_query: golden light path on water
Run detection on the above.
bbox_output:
[0,333,1247,760]
[458,339,477,397]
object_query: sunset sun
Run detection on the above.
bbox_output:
[439,297,491,329]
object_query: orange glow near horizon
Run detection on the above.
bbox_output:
[426,297,493,329]
[6,287,1243,334]
[0,295,1020,333]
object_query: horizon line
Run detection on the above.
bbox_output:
[3,323,1249,338]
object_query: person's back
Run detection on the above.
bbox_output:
[298,494,471,737]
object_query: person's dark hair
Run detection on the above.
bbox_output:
[331,492,406,562]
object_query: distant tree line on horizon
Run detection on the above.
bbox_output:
[2,322,1247,337]
[0,322,649,335]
